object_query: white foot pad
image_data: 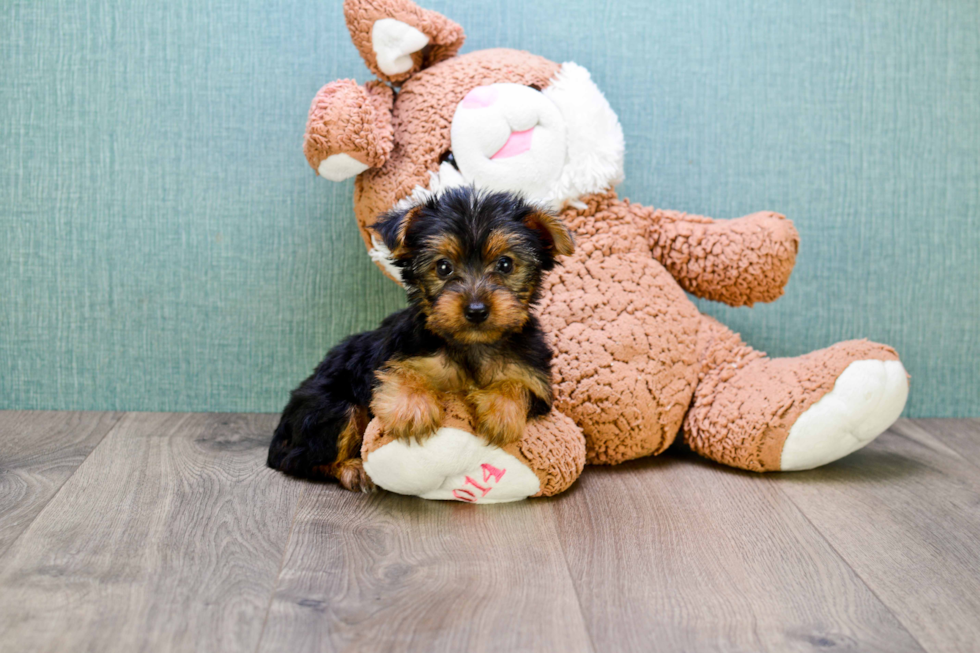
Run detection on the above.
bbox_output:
[781,360,909,471]
[317,153,369,182]
[362,427,540,503]
[371,19,429,76]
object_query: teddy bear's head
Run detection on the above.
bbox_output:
[304,0,624,279]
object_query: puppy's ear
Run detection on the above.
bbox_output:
[373,205,424,259]
[344,0,465,84]
[523,210,575,258]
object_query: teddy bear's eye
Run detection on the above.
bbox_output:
[439,150,459,171]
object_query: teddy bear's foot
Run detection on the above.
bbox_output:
[779,359,908,470]
[684,316,909,472]
[360,396,586,502]
[362,426,542,503]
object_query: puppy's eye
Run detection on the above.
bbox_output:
[439,150,459,171]
[527,84,542,92]
[436,259,454,278]
[496,256,514,274]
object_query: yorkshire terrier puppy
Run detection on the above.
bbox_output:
[267,187,575,491]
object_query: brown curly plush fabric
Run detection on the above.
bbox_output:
[343,0,465,84]
[539,191,702,464]
[303,80,394,170]
[518,409,586,497]
[644,207,800,307]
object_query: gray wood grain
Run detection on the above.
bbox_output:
[0,412,304,653]
[258,485,594,653]
[2,413,979,653]
[0,411,122,557]
[551,448,925,653]
[910,418,980,465]
[776,421,980,653]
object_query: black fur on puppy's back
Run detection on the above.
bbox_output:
[267,306,442,476]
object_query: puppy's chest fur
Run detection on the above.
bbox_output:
[389,349,551,402]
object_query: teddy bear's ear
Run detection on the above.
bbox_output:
[343,0,465,84]
[303,79,394,182]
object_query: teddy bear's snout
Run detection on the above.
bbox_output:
[450,82,568,200]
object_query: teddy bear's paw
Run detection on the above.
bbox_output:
[317,153,370,182]
[780,360,909,471]
[362,427,541,503]
[371,19,429,77]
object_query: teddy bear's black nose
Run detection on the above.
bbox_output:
[464,302,489,324]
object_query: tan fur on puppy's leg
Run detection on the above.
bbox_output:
[313,406,375,492]
[469,381,530,447]
[335,459,375,492]
[372,367,444,443]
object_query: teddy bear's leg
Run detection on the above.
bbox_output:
[361,396,586,502]
[683,315,909,472]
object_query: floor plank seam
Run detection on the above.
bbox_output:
[771,479,931,653]
[892,425,974,468]
[253,482,307,653]
[0,411,125,561]
[548,502,600,653]
[909,420,980,474]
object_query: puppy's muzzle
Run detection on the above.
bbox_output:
[464,301,489,324]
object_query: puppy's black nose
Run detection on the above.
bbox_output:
[464,302,489,324]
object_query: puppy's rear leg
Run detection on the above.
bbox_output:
[315,406,375,492]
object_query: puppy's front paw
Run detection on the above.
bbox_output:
[387,399,443,443]
[372,381,443,444]
[470,387,528,448]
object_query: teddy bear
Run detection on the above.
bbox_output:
[299,0,910,503]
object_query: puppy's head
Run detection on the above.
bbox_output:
[374,187,574,344]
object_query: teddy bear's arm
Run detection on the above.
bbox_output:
[635,203,800,307]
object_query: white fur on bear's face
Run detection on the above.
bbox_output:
[443,62,625,209]
[450,83,568,200]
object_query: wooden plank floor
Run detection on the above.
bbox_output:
[0,413,977,653]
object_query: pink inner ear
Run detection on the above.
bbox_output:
[460,86,498,109]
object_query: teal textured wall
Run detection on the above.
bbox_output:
[1,0,977,416]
